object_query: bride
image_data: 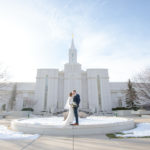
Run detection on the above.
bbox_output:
[63,92,74,126]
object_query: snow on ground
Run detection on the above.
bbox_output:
[16,116,130,126]
[0,125,39,140]
[116,123,150,137]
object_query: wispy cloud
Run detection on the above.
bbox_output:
[0,0,149,82]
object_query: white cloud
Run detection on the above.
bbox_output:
[77,32,150,81]
[0,0,149,82]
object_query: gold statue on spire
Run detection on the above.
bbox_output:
[71,33,75,49]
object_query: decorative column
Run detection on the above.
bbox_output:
[87,69,99,113]
[81,72,89,111]
[57,72,64,111]
[34,70,46,112]
[47,69,58,113]
[34,69,59,113]
[99,75,112,112]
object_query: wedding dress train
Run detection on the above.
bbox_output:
[63,97,74,126]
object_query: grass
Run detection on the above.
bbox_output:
[106,132,124,139]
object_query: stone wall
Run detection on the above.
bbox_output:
[0,79,128,113]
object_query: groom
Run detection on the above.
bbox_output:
[71,90,80,126]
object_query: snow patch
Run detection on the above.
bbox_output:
[116,123,150,137]
[0,125,39,140]
[16,116,130,126]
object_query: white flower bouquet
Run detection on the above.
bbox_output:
[71,101,77,108]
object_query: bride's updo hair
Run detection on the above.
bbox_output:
[69,92,73,97]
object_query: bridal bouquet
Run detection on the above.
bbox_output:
[71,102,77,108]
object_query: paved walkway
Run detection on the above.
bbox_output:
[0,134,150,150]
[0,116,150,150]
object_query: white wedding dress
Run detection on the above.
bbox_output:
[63,96,74,126]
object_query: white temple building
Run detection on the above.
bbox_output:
[0,38,129,113]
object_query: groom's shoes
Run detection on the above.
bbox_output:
[71,123,79,126]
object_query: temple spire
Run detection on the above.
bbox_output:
[69,35,77,64]
[70,34,75,49]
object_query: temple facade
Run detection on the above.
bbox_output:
[0,38,128,113]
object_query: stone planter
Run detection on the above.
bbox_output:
[0,115,3,119]
[11,117,135,136]
[8,111,33,117]
[21,111,33,117]
[113,110,132,116]
[131,110,150,116]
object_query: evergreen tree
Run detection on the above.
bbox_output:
[125,79,137,108]
[8,83,17,111]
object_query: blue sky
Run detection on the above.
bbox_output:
[0,0,150,82]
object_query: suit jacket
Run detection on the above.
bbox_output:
[73,94,80,107]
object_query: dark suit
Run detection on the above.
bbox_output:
[73,94,80,124]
